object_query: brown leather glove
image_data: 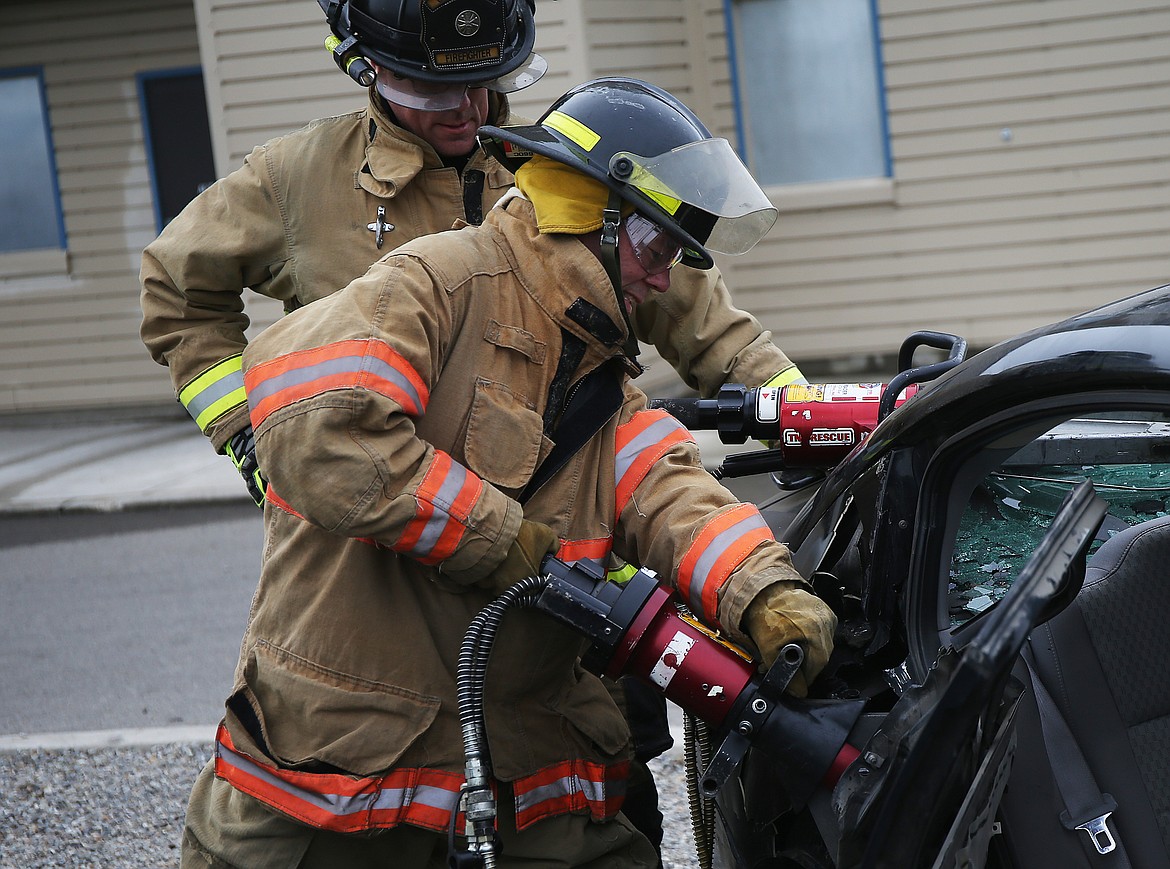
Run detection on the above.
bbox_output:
[742,581,837,697]
[486,519,560,595]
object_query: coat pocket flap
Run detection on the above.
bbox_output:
[464,378,551,490]
[240,640,441,776]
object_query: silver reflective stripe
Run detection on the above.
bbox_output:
[246,354,363,406]
[366,353,424,412]
[688,510,769,615]
[184,368,245,428]
[411,462,469,556]
[513,772,610,813]
[376,782,463,814]
[217,740,376,818]
[614,415,683,488]
[246,350,423,415]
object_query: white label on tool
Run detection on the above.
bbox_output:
[649,631,696,689]
[824,383,883,402]
[809,428,856,447]
[756,387,780,423]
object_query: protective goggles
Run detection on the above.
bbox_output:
[625,213,684,275]
[374,52,548,112]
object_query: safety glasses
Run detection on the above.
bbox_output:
[374,51,548,112]
[625,213,684,275]
[375,69,488,111]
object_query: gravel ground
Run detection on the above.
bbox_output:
[0,741,699,868]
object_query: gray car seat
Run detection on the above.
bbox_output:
[996,515,1170,869]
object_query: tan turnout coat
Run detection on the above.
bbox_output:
[225,196,811,833]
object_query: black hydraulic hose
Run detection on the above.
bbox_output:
[457,575,549,765]
[454,574,550,868]
[684,712,715,869]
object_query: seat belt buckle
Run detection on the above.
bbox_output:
[1075,812,1117,854]
[1060,794,1119,855]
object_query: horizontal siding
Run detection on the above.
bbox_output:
[7,0,1170,414]
[0,0,202,413]
[201,0,363,169]
[720,0,1170,377]
[697,2,736,141]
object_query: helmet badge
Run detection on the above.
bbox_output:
[455,10,481,36]
[422,0,506,70]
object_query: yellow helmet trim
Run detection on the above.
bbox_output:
[544,110,601,151]
[638,186,682,216]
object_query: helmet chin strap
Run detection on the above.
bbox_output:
[600,191,641,361]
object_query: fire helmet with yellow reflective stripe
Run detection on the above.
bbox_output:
[478,77,778,269]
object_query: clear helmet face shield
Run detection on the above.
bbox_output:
[375,51,547,111]
[613,138,778,256]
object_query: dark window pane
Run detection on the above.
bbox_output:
[140,70,216,228]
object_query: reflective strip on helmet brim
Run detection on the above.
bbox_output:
[395,450,483,564]
[543,110,601,151]
[244,338,428,429]
[512,758,629,830]
[614,409,694,523]
[214,723,464,834]
[638,186,682,217]
[179,355,246,432]
[678,503,774,625]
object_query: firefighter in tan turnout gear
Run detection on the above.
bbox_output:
[141,2,804,862]
[138,0,804,509]
[176,76,836,868]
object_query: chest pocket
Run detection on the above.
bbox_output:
[464,378,552,491]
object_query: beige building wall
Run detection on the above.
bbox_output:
[2,0,1168,414]
[0,0,203,412]
[741,0,1170,372]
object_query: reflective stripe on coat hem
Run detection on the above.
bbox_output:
[214,724,629,834]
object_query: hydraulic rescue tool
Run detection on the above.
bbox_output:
[452,558,866,868]
[650,330,967,470]
[653,380,922,467]
[452,332,969,865]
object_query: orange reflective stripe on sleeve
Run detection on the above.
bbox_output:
[512,757,629,831]
[214,724,464,834]
[244,338,429,429]
[556,537,613,563]
[394,450,484,564]
[677,503,774,626]
[268,458,483,565]
[613,409,694,523]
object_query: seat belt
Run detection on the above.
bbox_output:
[1021,643,1133,868]
[519,361,624,505]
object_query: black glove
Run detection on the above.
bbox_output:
[224,424,267,507]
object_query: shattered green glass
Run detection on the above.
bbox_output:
[948,420,1170,626]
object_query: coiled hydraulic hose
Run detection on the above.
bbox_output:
[684,712,716,869]
[453,574,550,868]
